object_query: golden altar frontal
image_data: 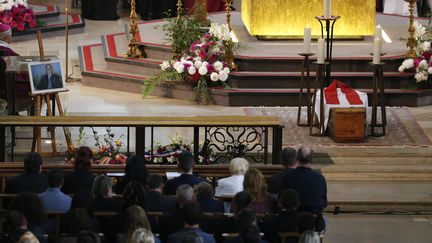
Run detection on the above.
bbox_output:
[241,0,375,38]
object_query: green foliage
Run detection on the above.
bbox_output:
[143,70,181,97]
[193,77,212,104]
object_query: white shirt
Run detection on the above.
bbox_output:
[215,175,244,196]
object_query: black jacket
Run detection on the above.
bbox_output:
[267,168,294,195]
[164,174,204,195]
[5,172,48,193]
[146,190,176,213]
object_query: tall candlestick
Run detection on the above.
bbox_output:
[324,0,332,18]
[373,37,382,64]
[317,38,325,63]
[303,27,312,53]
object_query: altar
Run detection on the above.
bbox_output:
[241,0,376,38]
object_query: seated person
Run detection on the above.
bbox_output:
[6,152,48,193]
[90,175,122,213]
[115,155,149,194]
[297,212,317,235]
[0,210,28,243]
[146,174,176,213]
[215,157,249,196]
[267,147,296,195]
[167,201,216,243]
[243,168,278,215]
[129,228,156,243]
[262,189,299,243]
[39,168,72,213]
[76,231,102,243]
[194,182,224,213]
[60,208,93,234]
[164,151,204,195]
[122,206,161,243]
[222,209,267,243]
[298,230,320,243]
[0,23,19,56]
[239,225,268,243]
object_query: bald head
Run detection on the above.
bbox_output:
[297,146,314,165]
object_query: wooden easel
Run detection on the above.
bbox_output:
[31,31,66,155]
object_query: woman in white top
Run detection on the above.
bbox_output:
[215,157,250,196]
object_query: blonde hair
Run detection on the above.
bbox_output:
[129,228,155,243]
[229,158,249,175]
[125,206,151,243]
[243,168,268,201]
[18,231,39,243]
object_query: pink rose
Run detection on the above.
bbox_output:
[414,58,421,68]
[9,21,17,28]
[17,22,25,31]
[24,13,32,22]
[423,52,432,61]
[29,20,36,28]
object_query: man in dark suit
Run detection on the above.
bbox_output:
[36,64,63,90]
[280,146,327,214]
[194,182,224,213]
[267,147,297,194]
[262,189,299,243]
[5,152,48,193]
[164,151,204,195]
[146,174,176,213]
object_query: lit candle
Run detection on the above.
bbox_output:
[373,37,382,64]
[324,0,332,18]
[303,27,312,53]
[317,38,326,64]
[375,25,382,39]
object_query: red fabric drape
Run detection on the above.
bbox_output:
[324,80,363,105]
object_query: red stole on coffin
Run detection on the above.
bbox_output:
[324,80,363,105]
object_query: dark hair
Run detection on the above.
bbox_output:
[233,191,252,214]
[182,201,202,226]
[178,151,194,172]
[123,181,147,210]
[63,208,92,234]
[23,152,43,173]
[193,182,213,199]
[280,147,297,167]
[74,146,93,172]
[7,210,27,231]
[181,230,204,243]
[279,189,299,210]
[297,146,314,165]
[240,225,261,243]
[296,212,316,234]
[147,174,164,190]
[76,231,101,243]
[47,168,64,188]
[125,156,148,185]
[235,208,256,232]
[8,192,45,225]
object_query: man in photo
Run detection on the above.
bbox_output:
[36,64,63,90]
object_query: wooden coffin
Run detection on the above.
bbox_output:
[327,107,365,143]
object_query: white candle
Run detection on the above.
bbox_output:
[373,37,382,64]
[317,38,326,64]
[303,27,312,53]
[375,25,382,39]
[324,0,332,18]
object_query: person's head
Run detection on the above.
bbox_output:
[123,181,147,210]
[125,155,148,185]
[182,201,202,227]
[239,225,261,243]
[0,24,12,43]
[280,147,297,168]
[74,146,93,172]
[298,230,320,243]
[7,210,27,231]
[297,212,316,234]
[64,208,92,234]
[92,175,113,198]
[297,146,314,165]
[124,206,151,241]
[45,64,53,75]
[76,231,101,243]
[147,174,164,192]
[176,184,195,206]
[235,208,256,232]
[229,158,249,176]
[17,231,39,243]
[232,191,253,214]
[279,189,299,210]
[23,152,43,174]
[193,182,214,200]
[129,228,155,243]
[8,192,45,225]
[243,168,268,201]
[180,230,204,243]
[178,151,194,173]
[47,168,64,188]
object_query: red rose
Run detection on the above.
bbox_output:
[10,21,17,28]
[188,71,200,81]
[17,22,25,31]
[423,52,432,61]
[24,13,32,22]
[29,20,36,28]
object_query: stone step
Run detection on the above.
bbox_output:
[105,57,161,76]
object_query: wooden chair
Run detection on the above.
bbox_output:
[46,211,66,243]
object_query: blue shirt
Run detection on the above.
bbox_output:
[167,228,215,243]
[39,188,72,213]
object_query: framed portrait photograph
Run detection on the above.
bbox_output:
[28,60,67,95]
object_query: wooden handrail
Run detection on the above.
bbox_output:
[0,116,281,127]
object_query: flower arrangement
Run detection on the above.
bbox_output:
[144,23,232,104]
[0,1,36,31]
[399,21,432,88]
[145,133,193,164]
